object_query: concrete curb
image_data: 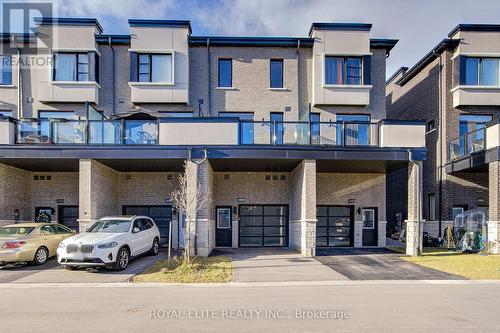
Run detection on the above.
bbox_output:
[2,279,500,288]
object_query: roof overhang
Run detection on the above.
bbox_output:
[34,17,103,33]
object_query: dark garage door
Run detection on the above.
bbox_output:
[123,205,172,245]
[239,205,288,247]
[316,206,354,247]
[58,205,79,231]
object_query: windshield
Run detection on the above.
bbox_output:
[0,227,35,236]
[87,220,131,233]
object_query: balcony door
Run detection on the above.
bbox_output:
[336,114,370,146]
[270,112,283,145]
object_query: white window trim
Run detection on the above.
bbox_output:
[134,52,175,85]
[362,208,375,230]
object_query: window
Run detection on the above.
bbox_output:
[53,53,89,81]
[270,59,284,88]
[0,55,12,85]
[138,54,172,83]
[218,59,232,87]
[53,225,72,234]
[219,112,254,144]
[426,120,436,133]
[41,225,57,235]
[325,56,362,85]
[336,114,370,145]
[160,112,194,118]
[428,194,436,221]
[0,110,12,118]
[452,206,466,222]
[217,208,231,229]
[362,209,375,229]
[270,112,284,145]
[464,57,500,86]
[310,113,321,144]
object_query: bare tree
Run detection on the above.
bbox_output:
[170,161,211,263]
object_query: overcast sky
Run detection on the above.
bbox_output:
[55,0,500,78]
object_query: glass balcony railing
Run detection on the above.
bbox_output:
[447,127,486,161]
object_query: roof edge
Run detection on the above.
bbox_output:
[308,23,372,37]
[370,38,398,55]
[95,34,131,45]
[188,36,314,47]
[128,19,192,34]
[34,17,103,33]
[386,67,409,85]
[448,24,500,37]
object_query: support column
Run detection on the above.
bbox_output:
[185,159,215,257]
[79,159,120,232]
[0,163,32,225]
[406,161,423,256]
[489,161,500,254]
[290,160,317,257]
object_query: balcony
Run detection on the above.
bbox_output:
[4,118,425,149]
[447,128,486,161]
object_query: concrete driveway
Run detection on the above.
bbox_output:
[0,250,166,283]
[315,248,464,280]
[214,248,348,282]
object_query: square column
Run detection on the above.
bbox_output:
[79,159,120,232]
[489,161,500,254]
[0,163,31,225]
[406,161,423,256]
[185,159,215,257]
[290,160,317,257]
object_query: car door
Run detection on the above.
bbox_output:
[40,225,59,256]
[130,219,149,255]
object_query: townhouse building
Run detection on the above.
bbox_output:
[387,24,500,252]
[0,17,427,257]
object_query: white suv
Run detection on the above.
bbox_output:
[57,216,160,271]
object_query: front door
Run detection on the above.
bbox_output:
[123,206,172,246]
[216,207,232,247]
[362,208,378,246]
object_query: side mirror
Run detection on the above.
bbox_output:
[133,227,140,233]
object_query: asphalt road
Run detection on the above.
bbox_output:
[1,281,499,332]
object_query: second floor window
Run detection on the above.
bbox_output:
[270,59,283,88]
[325,56,362,85]
[0,55,12,85]
[53,53,90,82]
[138,54,173,83]
[464,57,500,86]
[218,59,232,87]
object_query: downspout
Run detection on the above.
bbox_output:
[435,50,443,240]
[16,43,22,119]
[109,37,116,115]
[207,38,211,117]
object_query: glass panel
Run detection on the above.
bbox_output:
[239,216,262,227]
[325,56,343,84]
[52,121,86,144]
[17,120,50,144]
[263,226,286,236]
[480,58,499,86]
[240,237,262,247]
[282,122,310,145]
[54,53,76,81]
[240,227,263,236]
[310,113,321,145]
[270,59,283,88]
[123,120,157,144]
[219,112,254,144]
[465,58,479,85]
[316,206,327,216]
[270,113,283,144]
[218,59,232,87]
[151,54,172,83]
[264,237,285,246]
[316,237,328,247]
[316,227,327,237]
[263,216,286,226]
[88,121,121,144]
[0,55,12,85]
[329,236,350,247]
[263,206,287,215]
[328,226,350,236]
[217,209,231,229]
[330,217,351,227]
[329,206,351,216]
[161,112,194,118]
[239,206,263,216]
[362,209,375,229]
[346,57,362,85]
[251,121,271,144]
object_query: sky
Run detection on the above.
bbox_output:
[9,0,500,78]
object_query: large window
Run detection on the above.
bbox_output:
[218,59,232,87]
[0,55,12,85]
[336,114,370,145]
[464,57,500,86]
[138,54,173,83]
[270,59,284,88]
[53,53,89,81]
[325,56,362,85]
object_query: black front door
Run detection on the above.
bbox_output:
[362,208,378,246]
[239,205,288,247]
[216,207,232,247]
[316,206,354,247]
[123,205,172,245]
[58,205,79,231]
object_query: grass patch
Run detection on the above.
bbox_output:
[132,256,232,283]
[400,249,500,280]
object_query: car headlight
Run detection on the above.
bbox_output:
[58,243,66,248]
[97,242,118,249]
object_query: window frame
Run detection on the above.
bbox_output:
[270,58,284,89]
[324,55,363,86]
[464,57,500,87]
[0,55,12,85]
[137,53,174,84]
[218,58,233,88]
[52,52,91,82]
[428,193,436,221]
[362,208,376,230]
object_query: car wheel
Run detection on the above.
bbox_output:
[113,247,130,271]
[32,247,48,265]
[149,238,160,256]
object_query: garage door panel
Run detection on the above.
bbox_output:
[263,206,287,215]
[316,227,327,237]
[123,205,172,246]
[240,226,262,236]
[240,237,262,247]
[329,236,350,247]
[264,237,286,246]
[317,205,354,248]
[239,205,288,248]
[317,217,327,227]
[240,206,263,215]
[263,216,286,226]
[240,216,262,227]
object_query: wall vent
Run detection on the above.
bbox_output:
[265,175,271,180]
[167,175,173,180]
[33,175,52,181]
[125,175,132,180]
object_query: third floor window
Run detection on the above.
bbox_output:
[218,59,232,87]
[324,56,362,85]
[138,54,173,83]
[0,55,12,85]
[270,59,284,88]
[464,57,500,86]
[53,52,98,82]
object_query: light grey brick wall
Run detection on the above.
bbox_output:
[0,163,31,223]
[119,172,181,206]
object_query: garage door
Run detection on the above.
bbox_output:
[58,205,79,231]
[239,205,288,247]
[123,206,172,245]
[316,206,354,247]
